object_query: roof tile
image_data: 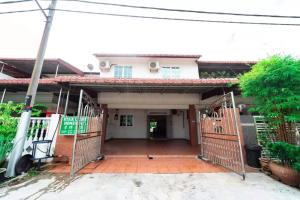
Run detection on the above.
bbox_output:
[0,76,238,86]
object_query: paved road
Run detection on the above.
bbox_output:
[0,173,299,200]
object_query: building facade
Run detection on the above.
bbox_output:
[0,55,256,163]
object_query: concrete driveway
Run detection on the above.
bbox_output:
[0,173,299,200]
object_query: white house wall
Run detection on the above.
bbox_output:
[172,111,190,139]
[107,109,189,139]
[107,109,148,139]
[97,57,199,79]
[99,92,201,109]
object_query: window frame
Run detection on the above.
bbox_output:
[114,65,132,78]
[161,66,180,79]
[120,114,134,127]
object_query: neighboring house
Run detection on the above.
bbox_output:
[0,58,84,114]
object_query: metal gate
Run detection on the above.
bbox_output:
[199,92,246,179]
[70,89,103,177]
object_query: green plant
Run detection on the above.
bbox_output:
[199,71,242,78]
[31,104,47,117]
[267,141,300,172]
[240,55,300,142]
[27,168,39,177]
[257,130,276,157]
[0,136,13,167]
[0,102,19,166]
[0,102,48,166]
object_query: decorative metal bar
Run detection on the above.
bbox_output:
[56,87,63,114]
[0,88,6,104]
[70,89,103,177]
[199,92,246,179]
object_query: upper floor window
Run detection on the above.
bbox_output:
[162,67,180,79]
[114,66,132,78]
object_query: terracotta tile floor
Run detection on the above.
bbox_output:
[49,140,256,174]
[103,139,199,156]
[50,156,229,174]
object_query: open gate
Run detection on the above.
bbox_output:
[199,92,246,179]
[70,89,103,177]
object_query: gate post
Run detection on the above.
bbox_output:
[231,92,246,179]
[188,105,198,146]
[100,104,108,153]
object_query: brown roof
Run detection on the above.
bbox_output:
[94,53,201,59]
[0,78,57,85]
[197,60,256,65]
[0,77,238,86]
[0,62,30,78]
[0,58,84,77]
[55,76,237,86]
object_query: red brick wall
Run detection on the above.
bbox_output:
[54,135,74,164]
[54,104,108,162]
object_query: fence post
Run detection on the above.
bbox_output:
[48,114,61,155]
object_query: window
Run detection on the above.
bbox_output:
[114,66,132,78]
[162,67,180,79]
[120,115,133,126]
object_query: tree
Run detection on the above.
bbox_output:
[239,55,300,142]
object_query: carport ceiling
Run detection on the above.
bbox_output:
[69,84,222,93]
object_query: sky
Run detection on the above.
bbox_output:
[1,0,300,71]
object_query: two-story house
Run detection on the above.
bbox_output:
[96,54,202,145]
[0,54,255,163]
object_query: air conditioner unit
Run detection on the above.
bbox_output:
[99,60,111,71]
[148,61,160,72]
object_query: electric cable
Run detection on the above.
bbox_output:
[51,8,300,26]
[53,0,300,19]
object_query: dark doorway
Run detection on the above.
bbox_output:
[148,115,167,139]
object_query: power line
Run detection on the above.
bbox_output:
[0,0,32,4]
[1,7,300,26]
[0,9,41,15]
[51,8,300,26]
[54,0,300,19]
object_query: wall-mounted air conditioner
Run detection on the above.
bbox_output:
[99,60,111,71]
[148,61,160,72]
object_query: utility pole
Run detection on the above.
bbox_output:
[6,0,58,177]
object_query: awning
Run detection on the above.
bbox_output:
[0,76,238,94]
[0,58,84,77]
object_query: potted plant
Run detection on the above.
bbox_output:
[267,141,300,187]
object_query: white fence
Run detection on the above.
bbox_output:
[22,114,60,160]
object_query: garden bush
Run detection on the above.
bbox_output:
[239,55,300,142]
[0,102,47,167]
[267,141,300,172]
